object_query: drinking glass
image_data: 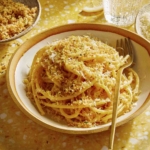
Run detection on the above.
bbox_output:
[103,0,143,27]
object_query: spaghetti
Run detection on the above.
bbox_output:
[24,35,140,128]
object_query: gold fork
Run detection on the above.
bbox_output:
[109,38,134,150]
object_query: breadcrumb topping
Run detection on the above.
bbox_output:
[0,0,37,40]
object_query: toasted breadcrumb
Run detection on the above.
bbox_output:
[0,0,37,40]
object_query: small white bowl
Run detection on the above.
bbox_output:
[6,23,150,134]
[136,3,150,40]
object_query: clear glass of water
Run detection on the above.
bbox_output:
[103,0,143,27]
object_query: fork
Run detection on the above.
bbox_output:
[108,38,134,150]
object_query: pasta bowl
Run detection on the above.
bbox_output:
[6,23,150,134]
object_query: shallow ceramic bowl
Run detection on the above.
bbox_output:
[0,0,41,43]
[6,23,150,134]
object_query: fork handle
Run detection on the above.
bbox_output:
[109,68,123,150]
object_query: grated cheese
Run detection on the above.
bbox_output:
[139,12,150,40]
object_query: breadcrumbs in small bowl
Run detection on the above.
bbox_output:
[0,0,41,43]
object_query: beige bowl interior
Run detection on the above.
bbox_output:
[6,23,150,134]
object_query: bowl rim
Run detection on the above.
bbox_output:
[6,23,150,134]
[0,0,41,43]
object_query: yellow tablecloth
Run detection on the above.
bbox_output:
[0,0,150,150]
